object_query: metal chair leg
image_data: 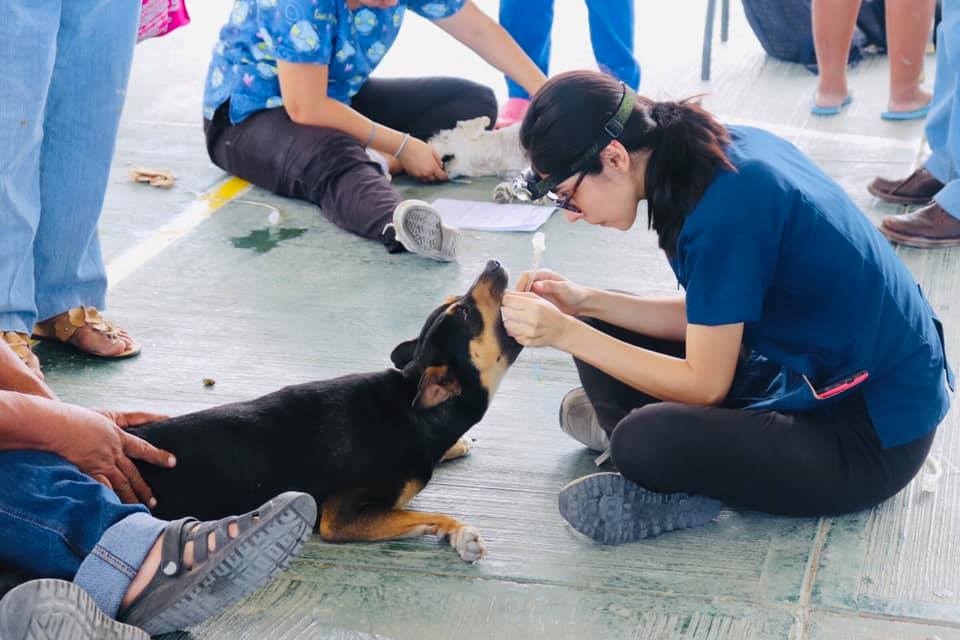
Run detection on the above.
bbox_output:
[702,0,717,81]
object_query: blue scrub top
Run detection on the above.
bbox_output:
[203,0,465,124]
[670,126,954,448]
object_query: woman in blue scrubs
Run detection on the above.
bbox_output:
[501,70,955,544]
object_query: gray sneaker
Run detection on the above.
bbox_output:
[384,199,460,262]
[558,472,722,545]
[559,387,609,452]
[0,579,148,640]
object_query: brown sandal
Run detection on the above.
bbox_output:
[33,306,141,359]
[0,331,42,377]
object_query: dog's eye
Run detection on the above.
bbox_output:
[459,306,470,320]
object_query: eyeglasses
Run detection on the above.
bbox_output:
[551,172,586,213]
[511,169,585,213]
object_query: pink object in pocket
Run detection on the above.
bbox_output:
[138,0,191,43]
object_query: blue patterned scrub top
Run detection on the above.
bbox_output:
[203,0,466,124]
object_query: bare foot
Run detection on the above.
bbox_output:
[888,87,932,114]
[815,88,850,109]
[69,324,137,357]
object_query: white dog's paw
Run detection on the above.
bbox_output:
[448,525,486,563]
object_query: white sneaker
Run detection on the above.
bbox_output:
[559,387,610,452]
[384,199,461,262]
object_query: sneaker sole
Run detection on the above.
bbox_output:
[0,579,148,640]
[396,203,458,261]
[558,473,721,545]
[130,493,316,636]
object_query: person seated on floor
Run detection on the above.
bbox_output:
[203,0,546,262]
[0,341,317,640]
[500,71,954,544]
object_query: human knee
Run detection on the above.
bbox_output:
[609,403,688,490]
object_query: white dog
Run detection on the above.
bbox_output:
[428,116,527,179]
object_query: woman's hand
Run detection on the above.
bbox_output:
[399,137,449,183]
[516,269,591,317]
[52,406,175,507]
[501,291,576,348]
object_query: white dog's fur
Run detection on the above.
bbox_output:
[428,116,527,179]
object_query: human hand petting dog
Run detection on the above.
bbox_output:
[399,137,449,183]
[54,405,175,506]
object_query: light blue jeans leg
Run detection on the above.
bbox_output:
[0,2,59,333]
[499,0,554,99]
[926,3,960,220]
[32,0,140,322]
[585,0,641,90]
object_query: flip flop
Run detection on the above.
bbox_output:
[811,95,853,117]
[881,103,931,121]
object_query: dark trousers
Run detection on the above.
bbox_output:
[575,318,936,517]
[203,77,498,249]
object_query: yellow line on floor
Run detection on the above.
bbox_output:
[106,176,251,290]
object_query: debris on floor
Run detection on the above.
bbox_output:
[130,167,175,188]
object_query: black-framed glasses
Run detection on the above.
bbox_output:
[551,171,586,213]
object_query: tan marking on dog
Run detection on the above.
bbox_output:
[395,479,425,508]
[468,282,510,395]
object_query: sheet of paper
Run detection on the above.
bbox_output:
[431,198,556,232]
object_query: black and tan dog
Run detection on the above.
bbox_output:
[130,260,521,562]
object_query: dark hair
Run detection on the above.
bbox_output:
[520,70,734,255]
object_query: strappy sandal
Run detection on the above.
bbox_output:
[119,491,316,636]
[33,306,140,359]
[1,331,42,377]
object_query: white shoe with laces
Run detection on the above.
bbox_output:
[383,199,461,262]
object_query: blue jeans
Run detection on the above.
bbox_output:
[926,0,960,220]
[499,0,641,99]
[0,0,139,334]
[0,451,166,619]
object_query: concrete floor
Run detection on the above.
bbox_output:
[20,1,960,638]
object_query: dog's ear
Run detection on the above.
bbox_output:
[413,365,461,409]
[390,339,418,369]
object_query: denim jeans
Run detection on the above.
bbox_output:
[499,0,640,99]
[0,0,139,334]
[926,0,960,220]
[0,451,166,618]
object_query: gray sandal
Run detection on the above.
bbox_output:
[559,472,721,545]
[0,579,148,640]
[119,491,316,636]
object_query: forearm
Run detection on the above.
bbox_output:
[0,391,68,452]
[440,4,546,97]
[580,290,687,342]
[557,320,721,405]
[0,344,57,399]
[285,96,410,157]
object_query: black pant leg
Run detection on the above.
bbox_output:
[572,316,686,433]
[608,394,934,517]
[351,76,498,141]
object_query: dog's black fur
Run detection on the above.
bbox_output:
[129,261,521,558]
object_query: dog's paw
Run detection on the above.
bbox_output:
[441,435,473,462]
[448,525,485,563]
